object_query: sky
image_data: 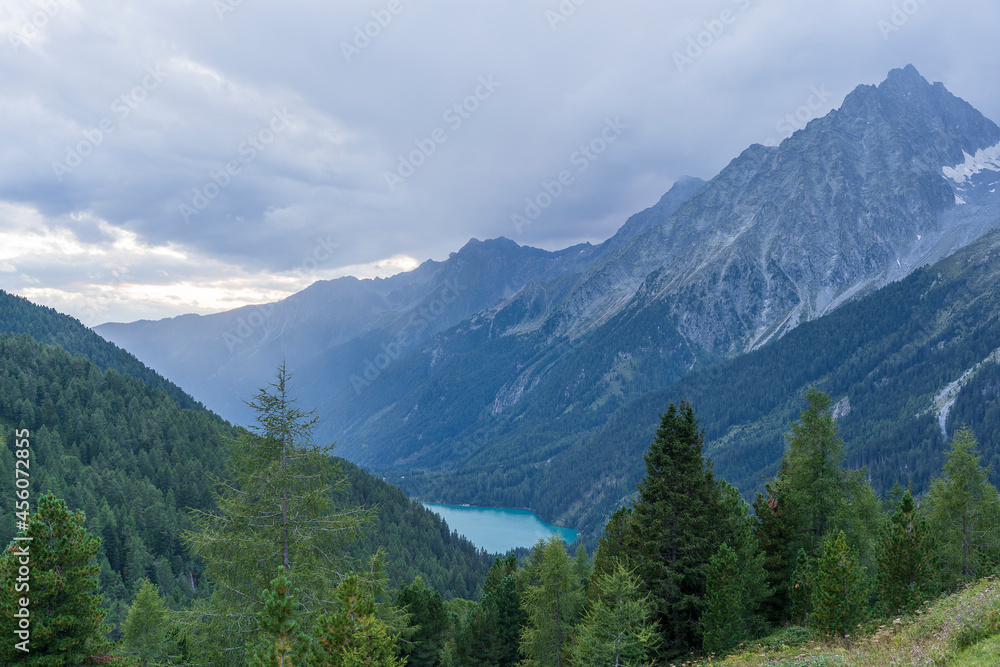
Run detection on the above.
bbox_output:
[1,0,999,326]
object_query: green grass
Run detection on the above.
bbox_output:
[691,576,1000,666]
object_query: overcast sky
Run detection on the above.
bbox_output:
[2,0,998,325]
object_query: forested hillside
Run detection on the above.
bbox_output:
[0,325,492,636]
[0,289,201,410]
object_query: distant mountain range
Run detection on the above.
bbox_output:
[96,65,1000,538]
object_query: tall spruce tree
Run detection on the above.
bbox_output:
[0,493,114,665]
[182,364,372,661]
[628,400,721,659]
[876,490,936,616]
[924,426,1000,587]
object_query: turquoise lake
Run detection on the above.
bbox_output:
[421,503,579,554]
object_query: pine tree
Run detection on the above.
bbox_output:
[183,364,372,658]
[628,400,721,659]
[247,570,312,667]
[0,493,114,665]
[924,426,1000,587]
[810,531,867,638]
[122,578,175,666]
[875,490,936,616]
[311,574,405,667]
[702,543,746,655]
[569,562,658,667]
[519,536,584,667]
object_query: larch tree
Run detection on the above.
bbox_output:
[519,536,584,667]
[569,562,658,667]
[924,426,1000,587]
[182,363,372,661]
[784,388,847,555]
[122,578,175,666]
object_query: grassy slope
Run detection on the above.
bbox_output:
[696,577,1000,667]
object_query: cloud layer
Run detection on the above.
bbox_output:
[1,0,998,324]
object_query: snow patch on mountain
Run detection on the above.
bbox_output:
[942,140,1000,184]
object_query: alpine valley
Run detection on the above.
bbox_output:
[96,65,1000,540]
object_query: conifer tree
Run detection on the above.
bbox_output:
[785,388,847,554]
[455,572,523,667]
[569,562,657,667]
[716,481,769,631]
[396,576,448,667]
[519,536,584,667]
[183,364,372,658]
[753,459,798,624]
[810,531,867,637]
[925,426,1000,587]
[628,400,721,658]
[876,490,936,616]
[590,507,634,606]
[122,578,175,666]
[247,570,312,667]
[788,549,815,627]
[0,493,114,665]
[702,543,746,655]
[311,574,405,667]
